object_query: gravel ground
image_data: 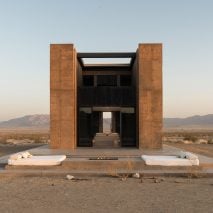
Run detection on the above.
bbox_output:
[0,176,212,213]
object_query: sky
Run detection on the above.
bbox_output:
[0,0,213,121]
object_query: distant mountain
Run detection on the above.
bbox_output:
[0,114,212,129]
[164,114,213,129]
[0,114,49,128]
[104,115,213,129]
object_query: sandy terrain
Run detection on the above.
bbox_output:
[0,131,212,213]
[0,176,212,213]
[0,130,48,157]
[0,128,49,134]
[166,143,213,158]
[0,144,43,157]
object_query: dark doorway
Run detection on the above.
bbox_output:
[112,111,120,134]
[91,111,102,136]
[120,111,136,147]
[78,110,92,147]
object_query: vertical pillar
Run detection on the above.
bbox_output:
[111,112,116,133]
[99,112,103,133]
[138,44,162,149]
[50,44,77,149]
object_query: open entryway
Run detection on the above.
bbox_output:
[78,107,136,148]
[103,112,112,133]
[93,112,120,148]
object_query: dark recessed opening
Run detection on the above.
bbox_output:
[97,75,117,86]
[83,75,94,86]
[120,75,131,86]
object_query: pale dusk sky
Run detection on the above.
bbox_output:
[0,0,213,121]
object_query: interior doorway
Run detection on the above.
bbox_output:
[92,111,120,148]
[103,112,112,133]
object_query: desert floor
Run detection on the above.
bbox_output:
[0,141,212,213]
[165,143,213,158]
[0,144,44,157]
[0,176,212,213]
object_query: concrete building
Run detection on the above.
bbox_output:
[50,43,162,150]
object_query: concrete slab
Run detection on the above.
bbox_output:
[10,144,194,157]
[1,144,213,178]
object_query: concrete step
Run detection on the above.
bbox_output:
[5,158,203,172]
[62,158,204,171]
[94,138,119,142]
[2,168,213,178]
[94,133,119,139]
[93,133,120,148]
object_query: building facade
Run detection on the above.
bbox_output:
[50,43,162,149]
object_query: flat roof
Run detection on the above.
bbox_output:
[77,52,136,58]
[77,52,136,71]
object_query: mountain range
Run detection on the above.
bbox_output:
[0,114,213,129]
[163,114,213,129]
[0,114,49,128]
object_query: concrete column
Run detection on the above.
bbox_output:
[50,44,77,149]
[138,44,162,149]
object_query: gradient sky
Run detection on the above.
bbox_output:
[0,0,213,121]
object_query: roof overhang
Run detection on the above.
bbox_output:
[77,52,136,71]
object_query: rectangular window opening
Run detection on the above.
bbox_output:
[97,75,117,86]
[120,75,132,86]
[83,75,94,86]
